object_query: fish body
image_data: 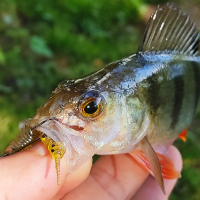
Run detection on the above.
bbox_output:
[2,5,200,193]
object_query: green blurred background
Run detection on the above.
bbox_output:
[1,0,200,199]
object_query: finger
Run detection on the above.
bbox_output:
[0,142,92,200]
[52,158,92,200]
[0,142,67,200]
[62,153,149,200]
[132,145,182,200]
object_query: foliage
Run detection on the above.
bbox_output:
[0,0,146,177]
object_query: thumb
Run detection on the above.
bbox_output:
[0,142,92,200]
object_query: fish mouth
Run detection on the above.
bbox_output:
[65,125,84,131]
[31,117,84,132]
[32,116,95,174]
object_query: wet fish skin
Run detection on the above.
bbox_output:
[136,54,200,143]
[2,4,200,193]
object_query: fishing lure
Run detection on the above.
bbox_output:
[2,5,200,193]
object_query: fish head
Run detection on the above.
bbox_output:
[16,62,149,173]
[21,77,124,172]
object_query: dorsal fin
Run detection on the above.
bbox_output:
[137,4,199,55]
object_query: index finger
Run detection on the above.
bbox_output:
[62,145,182,200]
[63,153,149,200]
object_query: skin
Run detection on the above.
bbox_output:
[0,141,182,200]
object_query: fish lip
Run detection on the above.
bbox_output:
[58,119,84,131]
[31,117,84,132]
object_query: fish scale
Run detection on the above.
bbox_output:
[139,59,199,143]
[2,4,200,194]
[193,62,200,111]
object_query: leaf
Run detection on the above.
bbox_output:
[30,36,53,57]
[0,48,5,64]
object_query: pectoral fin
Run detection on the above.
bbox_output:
[141,137,166,194]
[130,137,165,194]
[130,137,181,194]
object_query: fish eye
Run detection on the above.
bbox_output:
[84,99,99,114]
[81,98,100,117]
[79,91,105,118]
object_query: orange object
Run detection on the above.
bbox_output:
[131,149,180,179]
[178,129,187,142]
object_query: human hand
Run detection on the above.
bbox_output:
[0,142,182,200]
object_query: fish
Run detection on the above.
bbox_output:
[2,4,200,194]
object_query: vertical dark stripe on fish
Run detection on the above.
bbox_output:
[193,62,200,114]
[170,75,184,129]
[146,74,160,117]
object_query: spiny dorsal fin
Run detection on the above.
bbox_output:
[137,4,199,55]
